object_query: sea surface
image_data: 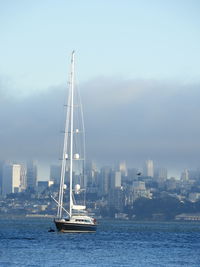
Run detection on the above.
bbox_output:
[0,217,200,267]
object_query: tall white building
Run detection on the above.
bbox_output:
[2,164,22,196]
[181,169,189,181]
[132,180,152,201]
[119,161,127,176]
[111,171,121,189]
[144,160,154,177]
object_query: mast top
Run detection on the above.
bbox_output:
[71,51,75,69]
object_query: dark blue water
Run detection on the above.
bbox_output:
[0,217,200,266]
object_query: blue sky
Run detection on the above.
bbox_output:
[1,0,200,92]
[0,0,200,178]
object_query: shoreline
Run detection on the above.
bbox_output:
[0,214,200,223]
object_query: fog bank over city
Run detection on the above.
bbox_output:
[0,76,200,176]
[1,1,200,179]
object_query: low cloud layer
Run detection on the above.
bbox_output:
[0,77,200,172]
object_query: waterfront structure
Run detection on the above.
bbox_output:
[175,213,200,221]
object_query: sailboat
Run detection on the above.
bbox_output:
[53,51,97,233]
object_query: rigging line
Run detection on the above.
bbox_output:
[51,195,70,217]
[57,71,72,218]
[77,82,86,205]
[72,193,76,205]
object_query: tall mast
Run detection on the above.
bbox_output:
[69,51,75,217]
[57,51,75,219]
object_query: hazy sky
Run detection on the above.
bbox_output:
[0,0,200,178]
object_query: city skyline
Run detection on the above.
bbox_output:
[1,156,200,221]
[0,158,196,181]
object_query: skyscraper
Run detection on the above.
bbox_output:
[98,167,111,196]
[181,169,189,181]
[20,165,27,191]
[110,171,121,189]
[144,160,154,177]
[2,164,22,196]
[158,168,168,181]
[50,165,61,184]
[119,161,127,176]
[85,161,97,187]
[26,161,37,190]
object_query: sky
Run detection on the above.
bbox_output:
[0,0,200,178]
